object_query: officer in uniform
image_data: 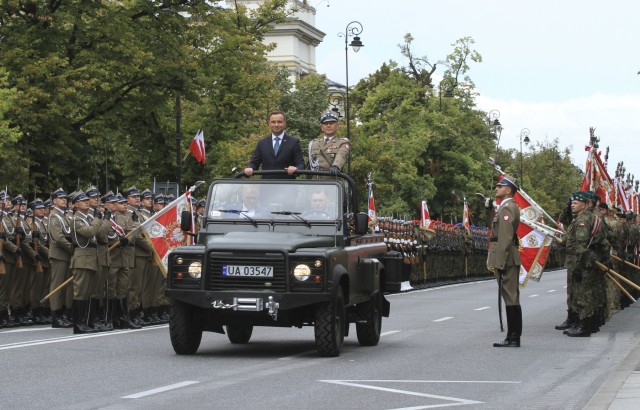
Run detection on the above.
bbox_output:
[137,188,158,325]
[47,188,74,328]
[487,174,522,347]
[0,190,19,328]
[563,191,609,337]
[152,194,170,323]
[308,112,350,176]
[30,198,51,324]
[108,194,140,329]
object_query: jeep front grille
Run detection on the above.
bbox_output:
[208,252,287,292]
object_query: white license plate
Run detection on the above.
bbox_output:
[222,265,274,277]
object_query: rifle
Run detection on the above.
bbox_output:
[0,194,6,275]
[31,214,43,273]
[14,204,23,269]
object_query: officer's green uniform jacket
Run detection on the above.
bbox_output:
[70,212,103,272]
[48,207,74,262]
[487,198,521,271]
[308,136,350,171]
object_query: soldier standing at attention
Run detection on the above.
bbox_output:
[563,191,610,337]
[308,112,350,176]
[487,174,522,348]
[47,188,74,328]
[69,191,104,334]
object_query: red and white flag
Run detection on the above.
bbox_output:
[189,130,206,164]
[110,217,125,237]
[581,146,614,208]
[420,200,431,228]
[367,183,379,232]
[142,193,192,274]
[463,198,470,233]
[518,221,553,286]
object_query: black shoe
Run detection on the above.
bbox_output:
[555,318,574,330]
[493,336,520,347]
[566,320,591,337]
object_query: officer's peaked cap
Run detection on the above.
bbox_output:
[320,112,340,123]
[125,186,140,197]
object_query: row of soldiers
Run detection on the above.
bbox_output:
[0,186,184,334]
[555,190,640,337]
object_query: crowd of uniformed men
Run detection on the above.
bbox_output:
[0,186,205,334]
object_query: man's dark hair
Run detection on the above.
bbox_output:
[267,111,286,122]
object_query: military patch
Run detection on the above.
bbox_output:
[503,215,510,221]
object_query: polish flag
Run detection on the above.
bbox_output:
[420,200,431,229]
[189,130,206,164]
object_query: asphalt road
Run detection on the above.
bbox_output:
[1,269,639,410]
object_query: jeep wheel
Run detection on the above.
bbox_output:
[226,325,253,344]
[169,300,203,355]
[356,293,382,346]
[314,287,345,357]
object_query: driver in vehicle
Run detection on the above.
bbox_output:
[302,189,334,219]
[228,185,266,218]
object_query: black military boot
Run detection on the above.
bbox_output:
[15,307,34,326]
[129,307,143,328]
[139,308,152,327]
[51,309,71,328]
[0,309,9,328]
[555,310,577,330]
[494,306,521,347]
[566,318,591,337]
[118,298,141,330]
[89,299,107,332]
[72,300,99,334]
[62,307,73,327]
[148,307,161,325]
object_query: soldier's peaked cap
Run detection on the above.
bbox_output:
[154,194,166,204]
[51,188,68,199]
[125,186,140,197]
[85,186,100,197]
[74,191,89,202]
[496,174,518,191]
[0,190,8,201]
[140,189,154,199]
[30,199,45,209]
[320,112,340,123]
[115,194,127,203]
[11,194,25,205]
[101,191,115,203]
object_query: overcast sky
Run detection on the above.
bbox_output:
[312,0,640,177]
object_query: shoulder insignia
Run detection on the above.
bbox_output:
[503,215,510,221]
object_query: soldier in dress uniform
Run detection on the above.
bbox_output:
[29,199,51,324]
[8,194,34,326]
[47,188,74,328]
[308,112,350,176]
[69,190,106,334]
[562,191,610,337]
[137,188,158,325]
[124,186,154,326]
[108,194,140,329]
[0,190,19,328]
[152,193,170,323]
[487,175,522,347]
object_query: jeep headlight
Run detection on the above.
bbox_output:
[293,264,311,281]
[188,261,202,279]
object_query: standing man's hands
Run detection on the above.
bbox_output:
[286,166,297,175]
[244,168,254,177]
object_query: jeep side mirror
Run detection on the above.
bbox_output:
[355,212,368,235]
[180,210,192,231]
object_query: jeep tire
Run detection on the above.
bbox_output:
[356,293,382,346]
[314,287,345,357]
[169,300,203,355]
[226,324,253,344]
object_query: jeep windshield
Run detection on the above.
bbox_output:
[207,181,340,222]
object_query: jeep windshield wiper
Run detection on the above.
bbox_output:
[271,211,311,228]
[215,209,258,227]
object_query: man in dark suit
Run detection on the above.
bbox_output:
[244,111,305,179]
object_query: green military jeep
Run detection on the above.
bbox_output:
[166,170,392,357]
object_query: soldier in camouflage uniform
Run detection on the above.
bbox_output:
[308,112,350,177]
[563,191,610,337]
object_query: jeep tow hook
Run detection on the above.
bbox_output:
[266,296,279,321]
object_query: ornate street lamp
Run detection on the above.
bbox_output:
[338,21,364,174]
[487,109,502,159]
[519,128,531,188]
[328,91,345,118]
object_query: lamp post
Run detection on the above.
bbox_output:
[519,128,530,188]
[339,21,364,174]
[487,109,502,159]
[328,91,345,118]
[175,95,182,192]
[438,80,454,111]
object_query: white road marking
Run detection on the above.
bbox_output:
[474,307,490,311]
[547,289,557,293]
[529,294,539,298]
[122,381,200,399]
[0,325,168,351]
[381,330,402,337]
[433,317,453,322]
[386,280,490,297]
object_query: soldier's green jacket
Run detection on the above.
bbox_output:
[487,198,521,271]
[308,136,350,171]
